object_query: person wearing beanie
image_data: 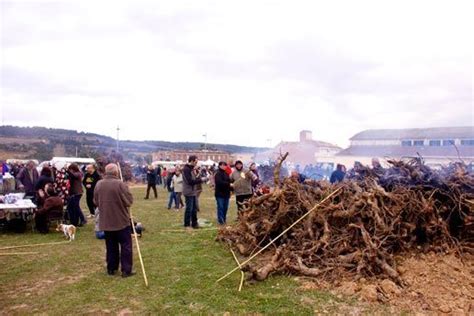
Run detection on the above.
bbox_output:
[230,160,254,211]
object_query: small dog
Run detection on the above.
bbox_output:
[56,224,76,241]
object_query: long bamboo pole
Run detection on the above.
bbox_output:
[117,163,149,287]
[230,248,245,292]
[0,252,39,256]
[0,241,70,251]
[216,188,341,283]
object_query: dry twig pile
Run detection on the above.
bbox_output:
[218,154,474,284]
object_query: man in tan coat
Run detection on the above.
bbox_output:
[94,164,134,277]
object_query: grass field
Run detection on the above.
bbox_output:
[0,186,366,315]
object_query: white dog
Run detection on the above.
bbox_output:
[56,224,76,241]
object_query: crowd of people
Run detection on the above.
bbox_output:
[0,160,103,232]
[0,156,390,278]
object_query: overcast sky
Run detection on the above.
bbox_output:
[0,0,472,148]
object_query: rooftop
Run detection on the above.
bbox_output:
[350,126,474,141]
[337,145,474,158]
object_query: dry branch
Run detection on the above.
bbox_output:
[217,158,474,284]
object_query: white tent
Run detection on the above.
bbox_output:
[199,159,216,166]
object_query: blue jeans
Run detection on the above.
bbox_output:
[184,196,198,228]
[216,196,230,225]
[167,191,176,209]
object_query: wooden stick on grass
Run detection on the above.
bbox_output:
[0,241,70,251]
[216,188,341,283]
[230,248,245,292]
[0,252,39,256]
[160,228,218,233]
[117,163,149,288]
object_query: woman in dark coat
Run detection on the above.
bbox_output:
[35,166,54,208]
[66,163,86,226]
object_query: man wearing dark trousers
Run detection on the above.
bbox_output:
[182,156,207,230]
[145,165,158,199]
[214,162,232,225]
[94,164,135,278]
[230,160,253,211]
[83,164,101,218]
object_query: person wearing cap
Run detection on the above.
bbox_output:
[230,160,254,211]
[214,161,232,225]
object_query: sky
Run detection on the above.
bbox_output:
[0,0,473,148]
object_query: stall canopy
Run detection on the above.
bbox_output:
[200,159,216,166]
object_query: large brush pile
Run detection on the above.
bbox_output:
[217,155,474,284]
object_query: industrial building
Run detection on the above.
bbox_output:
[336,126,474,167]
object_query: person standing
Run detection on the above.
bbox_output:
[66,163,86,227]
[83,164,101,218]
[182,156,207,229]
[371,158,385,177]
[171,168,184,210]
[249,163,260,192]
[16,161,39,198]
[156,165,162,186]
[214,162,232,225]
[144,165,157,199]
[166,168,176,209]
[35,166,54,193]
[194,166,203,213]
[94,164,134,277]
[35,166,54,208]
[162,168,168,189]
[330,164,346,184]
[230,160,253,211]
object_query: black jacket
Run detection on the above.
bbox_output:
[146,169,157,185]
[214,169,231,199]
[330,170,345,184]
[83,171,101,192]
[166,173,174,192]
[35,175,54,191]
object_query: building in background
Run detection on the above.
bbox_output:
[336,126,474,167]
[231,152,255,164]
[254,130,342,166]
[153,149,231,163]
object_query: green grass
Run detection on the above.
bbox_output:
[0,186,362,315]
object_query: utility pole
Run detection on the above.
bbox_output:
[203,133,208,151]
[266,138,272,148]
[116,126,120,152]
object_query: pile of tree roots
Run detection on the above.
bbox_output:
[218,155,474,284]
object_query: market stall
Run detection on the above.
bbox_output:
[0,193,37,232]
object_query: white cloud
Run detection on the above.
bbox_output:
[1,0,472,148]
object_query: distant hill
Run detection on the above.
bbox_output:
[0,126,267,162]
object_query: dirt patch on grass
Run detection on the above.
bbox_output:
[2,273,90,304]
[299,253,474,314]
